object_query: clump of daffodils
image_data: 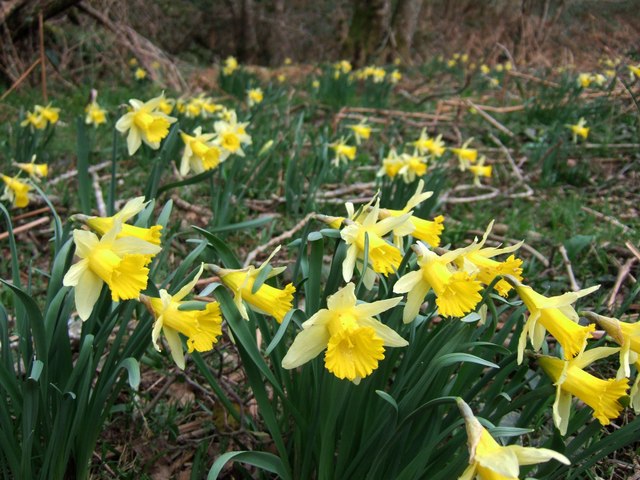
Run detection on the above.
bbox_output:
[20,104,60,130]
[378,149,428,183]
[115,94,177,155]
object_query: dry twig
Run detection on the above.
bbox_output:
[558,244,580,291]
[608,257,638,310]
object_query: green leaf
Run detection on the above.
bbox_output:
[208,216,275,234]
[264,308,302,356]
[196,227,242,269]
[118,358,141,390]
[375,390,398,412]
[156,168,218,195]
[208,451,290,480]
[252,264,272,294]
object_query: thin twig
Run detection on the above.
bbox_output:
[0,217,50,241]
[48,160,111,185]
[243,212,315,267]
[489,133,524,182]
[558,244,580,291]
[0,59,41,101]
[626,241,640,262]
[608,258,638,310]
[581,206,630,233]
[465,99,515,137]
[91,172,107,217]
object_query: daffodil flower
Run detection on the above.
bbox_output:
[35,104,60,125]
[14,156,48,180]
[378,148,404,178]
[63,220,162,320]
[348,120,372,145]
[456,397,570,479]
[282,283,407,382]
[85,101,107,127]
[539,348,628,435]
[330,138,357,166]
[397,151,428,183]
[567,118,589,142]
[450,138,478,171]
[412,129,446,157]
[78,196,163,245]
[394,241,483,323]
[247,88,264,107]
[577,72,592,88]
[340,199,411,290]
[0,174,31,208]
[115,94,177,155]
[584,312,640,412]
[213,110,252,156]
[223,56,239,75]
[511,279,599,364]
[20,110,47,130]
[143,264,223,369]
[134,67,147,80]
[210,246,294,323]
[629,64,640,80]
[455,221,523,297]
[389,69,402,84]
[468,156,492,186]
[157,96,175,115]
[379,179,444,249]
[180,127,229,176]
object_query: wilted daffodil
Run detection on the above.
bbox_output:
[63,220,162,321]
[78,196,162,246]
[180,127,229,176]
[247,87,264,107]
[567,118,589,142]
[282,283,407,382]
[339,199,411,290]
[348,120,372,145]
[115,94,177,155]
[0,175,31,208]
[330,138,357,166]
[584,312,640,412]
[85,100,107,127]
[379,179,444,249]
[15,156,48,180]
[412,129,446,158]
[456,397,570,479]
[539,348,628,435]
[455,221,523,297]
[394,241,483,323]
[511,279,598,364]
[450,138,478,170]
[142,264,223,370]
[213,110,252,156]
[210,246,295,323]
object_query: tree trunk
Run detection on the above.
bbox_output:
[1,0,82,39]
[238,0,259,63]
[343,0,391,67]
[391,0,424,63]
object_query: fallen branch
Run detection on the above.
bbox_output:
[464,99,515,137]
[580,206,630,233]
[558,244,580,291]
[0,216,50,241]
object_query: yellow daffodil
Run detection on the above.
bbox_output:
[468,156,492,186]
[480,64,490,75]
[143,264,223,369]
[282,282,407,382]
[577,72,592,88]
[629,64,640,80]
[312,79,320,89]
[63,220,162,320]
[539,348,628,435]
[378,148,404,178]
[35,104,60,125]
[85,101,107,127]
[158,96,175,115]
[0,175,31,208]
[330,138,357,166]
[15,156,48,180]
[348,120,372,145]
[389,70,402,84]
[247,87,264,107]
[397,151,428,183]
[185,97,204,118]
[584,312,640,412]
[450,138,478,170]
[134,67,147,80]
[591,73,607,86]
[115,94,177,155]
[339,199,411,289]
[371,67,385,83]
[277,74,286,83]
[129,58,138,66]
[394,241,483,323]
[412,129,446,157]
[223,56,239,76]
[80,196,163,246]
[457,397,570,479]
[180,127,229,176]
[488,77,500,87]
[379,179,444,249]
[567,118,589,142]
[211,247,294,323]
[334,60,352,74]
[447,59,457,68]
[284,57,292,65]
[455,221,522,297]
[213,110,252,157]
[202,97,223,116]
[511,280,599,364]
[20,110,47,130]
